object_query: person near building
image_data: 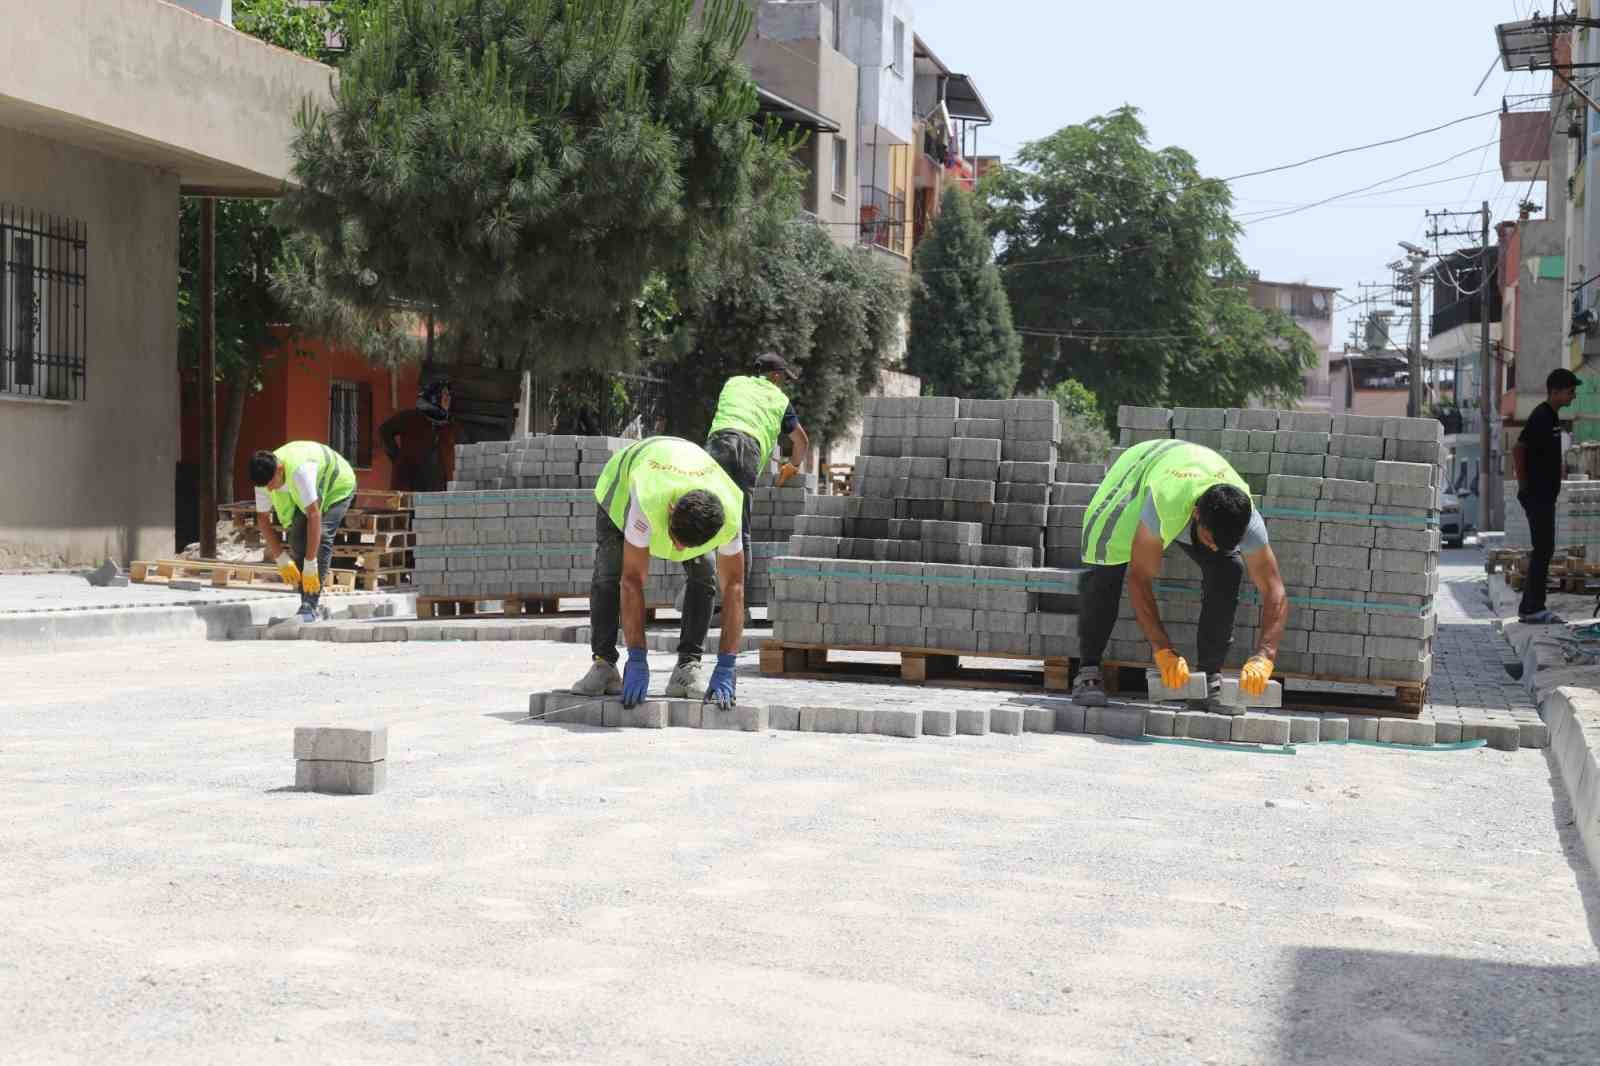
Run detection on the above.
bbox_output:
[379,378,457,493]
[569,437,747,708]
[1071,439,1290,713]
[704,353,810,621]
[1514,367,1581,625]
[250,441,357,623]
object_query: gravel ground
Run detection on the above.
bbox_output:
[3,637,1598,1065]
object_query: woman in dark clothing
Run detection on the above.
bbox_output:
[380,379,457,492]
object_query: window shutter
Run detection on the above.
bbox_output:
[357,382,374,468]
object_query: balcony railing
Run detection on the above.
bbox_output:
[1431,291,1502,337]
[859,185,906,252]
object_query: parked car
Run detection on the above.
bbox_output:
[1439,490,1465,549]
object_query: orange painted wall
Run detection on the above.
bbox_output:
[220,329,423,502]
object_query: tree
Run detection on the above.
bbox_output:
[274,0,778,374]
[178,0,355,505]
[1046,378,1113,464]
[906,185,1020,399]
[984,107,1316,416]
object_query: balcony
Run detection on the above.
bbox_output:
[860,185,906,253]
[1500,109,1553,181]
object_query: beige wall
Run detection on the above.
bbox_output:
[0,127,179,567]
[0,0,333,194]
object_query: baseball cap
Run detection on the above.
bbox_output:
[754,352,799,382]
[1548,367,1582,391]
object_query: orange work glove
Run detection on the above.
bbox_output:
[1154,648,1190,691]
[777,463,800,488]
[1241,654,1274,697]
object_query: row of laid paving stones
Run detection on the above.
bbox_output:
[230,615,768,654]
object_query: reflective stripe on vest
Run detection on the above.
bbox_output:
[269,441,356,527]
[593,437,743,562]
[1082,440,1247,566]
[706,376,791,471]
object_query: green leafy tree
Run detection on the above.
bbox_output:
[178,0,355,503]
[906,185,1020,399]
[984,107,1316,415]
[1045,379,1113,464]
[274,0,778,373]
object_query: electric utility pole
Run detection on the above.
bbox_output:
[1426,204,1496,526]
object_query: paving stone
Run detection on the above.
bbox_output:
[990,706,1025,735]
[1021,707,1055,733]
[699,704,766,731]
[1320,717,1350,741]
[667,700,703,728]
[294,726,387,763]
[1087,704,1145,738]
[1377,718,1436,746]
[603,700,669,729]
[873,708,922,738]
[801,706,860,733]
[1145,669,1209,701]
[296,759,386,795]
[1219,679,1284,709]
[956,707,991,735]
[1433,719,1463,744]
[1180,712,1233,741]
[1231,715,1291,745]
[1518,719,1551,749]
[1283,716,1320,744]
[1462,720,1522,751]
[766,704,801,731]
[1349,716,1380,741]
[1054,704,1087,733]
[1144,707,1177,737]
[922,708,957,736]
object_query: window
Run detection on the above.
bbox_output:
[1,204,87,401]
[833,136,849,199]
[330,380,374,468]
[830,0,842,50]
[891,17,905,75]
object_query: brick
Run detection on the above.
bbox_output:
[1219,679,1283,709]
[603,700,669,729]
[766,705,801,731]
[990,707,1025,735]
[1225,408,1280,431]
[1231,715,1291,745]
[1313,544,1370,570]
[922,708,957,736]
[1374,526,1441,552]
[296,759,386,795]
[1377,718,1436,746]
[1087,705,1145,738]
[800,706,859,733]
[1054,704,1087,733]
[1373,461,1432,487]
[1022,707,1055,733]
[1266,475,1323,500]
[956,707,991,735]
[1269,452,1327,477]
[700,704,767,731]
[1275,430,1331,454]
[294,726,387,763]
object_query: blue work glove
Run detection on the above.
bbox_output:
[622,647,650,707]
[705,653,739,709]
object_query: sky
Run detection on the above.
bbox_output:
[909,0,1555,348]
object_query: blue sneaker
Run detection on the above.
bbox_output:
[296,606,320,624]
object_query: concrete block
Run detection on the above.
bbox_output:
[1313,631,1366,657]
[1314,566,1372,592]
[1054,704,1087,733]
[1322,478,1378,505]
[1363,635,1429,660]
[1226,450,1271,474]
[1279,411,1333,433]
[1231,715,1291,745]
[922,708,957,736]
[1433,719,1463,744]
[1319,522,1376,548]
[1144,706,1177,737]
[294,726,387,763]
[1313,543,1370,570]
[800,706,860,733]
[1325,456,1377,481]
[1332,414,1385,436]
[1275,430,1332,454]
[699,704,767,731]
[956,707,991,735]
[1329,433,1386,459]
[543,692,606,726]
[1022,706,1055,733]
[1320,717,1350,741]
[1248,429,1279,452]
[1269,452,1327,477]
[603,700,669,729]
[1349,716,1380,741]
[1179,712,1233,741]
[1368,654,1432,683]
[1374,527,1441,552]
[296,759,386,795]
[1371,548,1436,573]
[1462,719,1521,751]
[1087,705,1145,738]
[1226,408,1280,431]
[1118,405,1172,431]
[1377,718,1436,746]
[1518,719,1550,748]
[1145,669,1209,701]
[1373,461,1432,487]
[1267,516,1321,543]
[1219,679,1283,709]
[1267,474,1323,500]
[990,706,1025,735]
[1282,716,1320,743]
[667,700,703,728]
[1313,653,1366,678]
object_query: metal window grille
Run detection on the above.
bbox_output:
[0,205,87,401]
[330,380,372,467]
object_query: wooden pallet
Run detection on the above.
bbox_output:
[1484,550,1523,575]
[332,528,415,550]
[129,559,358,593]
[349,567,413,592]
[759,640,1071,692]
[341,510,411,535]
[417,594,574,619]
[1101,660,1423,718]
[330,546,413,571]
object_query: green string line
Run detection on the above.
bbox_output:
[1322,738,1487,752]
[1259,506,1436,527]
[1153,582,1430,617]
[1134,737,1297,756]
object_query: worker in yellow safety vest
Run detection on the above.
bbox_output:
[250,442,357,623]
[704,353,810,627]
[1073,439,1290,713]
[570,437,747,708]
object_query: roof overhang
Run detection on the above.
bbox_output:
[944,74,992,124]
[755,87,840,134]
[0,0,335,197]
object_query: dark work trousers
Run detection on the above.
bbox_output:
[589,508,716,667]
[1518,493,1558,617]
[705,428,761,598]
[288,494,353,611]
[1077,538,1246,676]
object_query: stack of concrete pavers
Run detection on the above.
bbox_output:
[295,726,387,794]
[1504,479,1600,549]
[768,557,1079,657]
[449,435,627,491]
[1045,462,1107,569]
[1099,407,1444,689]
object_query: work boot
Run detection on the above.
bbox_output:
[571,657,622,696]
[1188,674,1239,716]
[295,604,321,624]
[1518,609,1567,625]
[665,661,703,699]
[1072,665,1108,708]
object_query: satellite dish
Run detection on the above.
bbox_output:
[1312,292,1328,311]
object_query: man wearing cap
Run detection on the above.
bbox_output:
[569,437,747,708]
[704,353,810,622]
[1072,439,1290,713]
[249,441,357,623]
[1514,367,1580,624]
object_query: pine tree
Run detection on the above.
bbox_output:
[905,185,1021,399]
[274,0,776,372]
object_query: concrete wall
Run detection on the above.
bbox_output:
[1512,218,1566,419]
[0,0,333,195]
[842,0,914,146]
[0,127,177,567]
[172,0,232,25]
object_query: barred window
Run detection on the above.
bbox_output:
[0,205,87,401]
[330,379,373,468]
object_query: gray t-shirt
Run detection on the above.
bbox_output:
[1141,491,1269,556]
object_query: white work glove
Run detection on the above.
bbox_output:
[275,552,301,587]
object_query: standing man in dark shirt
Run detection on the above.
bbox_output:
[1514,367,1580,624]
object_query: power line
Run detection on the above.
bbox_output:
[1235,157,1501,226]
[1215,108,1502,184]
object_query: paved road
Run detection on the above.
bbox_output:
[4,625,1599,1064]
